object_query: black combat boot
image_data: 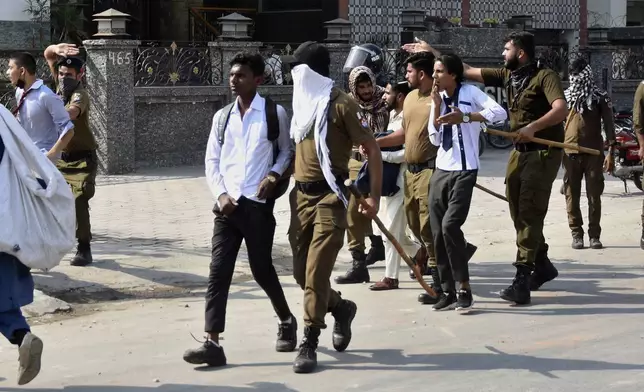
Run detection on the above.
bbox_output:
[334,250,369,284]
[293,326,320,374]
[331,299,357,352]
[640,230,644,250]
[530,245,558,291]
[500,265,532,305]
[418,266,442,305]
[183,338,227,367]
[571,235,584,250]
[276,315,298,352]
[365,235,385,265]
[71,242,93,267]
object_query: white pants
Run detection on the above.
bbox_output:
[373,189,419,279]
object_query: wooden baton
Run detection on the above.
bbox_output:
[343,179,438,298]
[474,183,508,202]
[485,128,601,156]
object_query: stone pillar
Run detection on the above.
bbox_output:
[83,39,140,174]
[587,46,614,94]
[326,43,352,87]
[208,41,263,87]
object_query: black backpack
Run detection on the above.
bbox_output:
[215,97,293,200]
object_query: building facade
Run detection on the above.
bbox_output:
[0,0,51,49]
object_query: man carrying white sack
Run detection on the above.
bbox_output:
[0,104,44,386]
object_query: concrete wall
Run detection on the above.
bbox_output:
[132,85,293,169]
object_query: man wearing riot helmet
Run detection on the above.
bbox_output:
[44,43,98,267]
[335,47,390,285]
[342,43,388,89]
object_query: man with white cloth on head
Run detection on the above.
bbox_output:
[427,54,507,313]
[282,41,383,374]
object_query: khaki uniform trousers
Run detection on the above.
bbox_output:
[346,158,373,252]
[562,153,605,239]
[288,187,345,329]
[403,168,436,265]
[505,148,563,268]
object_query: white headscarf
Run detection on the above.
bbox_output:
[290,64,347,206]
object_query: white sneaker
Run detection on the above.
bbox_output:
[17,332,43,385]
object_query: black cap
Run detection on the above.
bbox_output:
[282,41,330,69]
[56,56,84,71]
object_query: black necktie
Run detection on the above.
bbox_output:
[442,97,453,150]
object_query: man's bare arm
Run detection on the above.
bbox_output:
[377,128,405,148]
[363,138,383,200]
[402,41,484,83]
[44,43,80,79]
[531,99,568,132]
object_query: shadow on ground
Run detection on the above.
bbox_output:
[0,382,297,392]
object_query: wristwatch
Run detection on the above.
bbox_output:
[266,174,278,183]
[462,113,471,123]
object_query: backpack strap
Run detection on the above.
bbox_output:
[216,102,235,146]
[264,96,280,165]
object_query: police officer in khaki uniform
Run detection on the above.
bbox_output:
[634,80,644,249]
[562,58,616,250]
[45,43,97,266]
[282,41,382,374]
[405,32,568,306]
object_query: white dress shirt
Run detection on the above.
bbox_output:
[15,79,74,157]
[428,83,507,171]
[205,93,293,204]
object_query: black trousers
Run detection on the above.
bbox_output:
[205,197,291,333]
[429,169,477,292]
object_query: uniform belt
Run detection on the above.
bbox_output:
[407,159,435,174]
[351,151,364,162]
[514,142,560,153]
[295,176,347,196]
[61,150,94,162]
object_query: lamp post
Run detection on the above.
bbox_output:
[217,12,253,40]
[324,18,352,43]
[92,8,131,38]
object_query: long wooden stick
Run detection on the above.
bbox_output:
[474,183,508,202]
[485,128,601,156]
[344,180,438,298]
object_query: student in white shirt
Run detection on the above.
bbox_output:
[184,53,296,368]
[368,80,419,291]
[427,54,507,312]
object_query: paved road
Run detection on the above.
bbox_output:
[1,148,643,391]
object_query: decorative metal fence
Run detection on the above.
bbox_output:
[259,43,294,86]
[536,45,570,80]
[612,48,644,81]
[134,41,213,87]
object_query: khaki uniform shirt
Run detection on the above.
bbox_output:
[62,86,97,152]
[564,96,616,154]
[634,81,644,136]
[481,67,566,143]
[294,87,375,182]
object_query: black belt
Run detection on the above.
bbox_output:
[61,150,94,162]
[514,142,561,153]
[407,159,435,174]
[351,151,364,162]
[295,176,347,196]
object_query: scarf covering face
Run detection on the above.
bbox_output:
[290,64,348,206]
[564,65,608,113]
[508,62,539,110]
[348,66,389,133]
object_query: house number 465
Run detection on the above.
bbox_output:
[109,52,133,65]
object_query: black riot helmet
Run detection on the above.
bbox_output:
[343,43,384,78]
